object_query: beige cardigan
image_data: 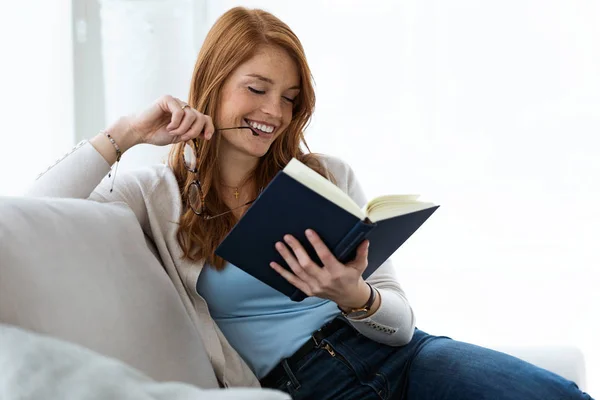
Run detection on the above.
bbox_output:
[27,141,416,388]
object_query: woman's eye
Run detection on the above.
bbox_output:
[248,86,294,104]
[248,86,265,94]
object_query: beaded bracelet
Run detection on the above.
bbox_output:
[103,131,122,193]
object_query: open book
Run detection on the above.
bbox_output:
[215,158,439,301]
[284,158,436,222]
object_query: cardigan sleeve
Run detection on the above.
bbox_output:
[25,140,161,236]
[321,154,417,346]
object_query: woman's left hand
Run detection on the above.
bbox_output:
[270,229,372,310]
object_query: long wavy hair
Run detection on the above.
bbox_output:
[168,7,331,270]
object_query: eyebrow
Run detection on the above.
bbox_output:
[245,74,300,91]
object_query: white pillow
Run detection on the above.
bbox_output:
[0,324,290,400]
[0,196,216,388]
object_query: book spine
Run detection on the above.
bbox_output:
[333,220,376,263]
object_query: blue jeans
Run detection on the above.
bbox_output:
[261,318,593,400]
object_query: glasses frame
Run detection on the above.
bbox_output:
[182,128,260,219]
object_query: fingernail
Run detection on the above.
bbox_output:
[305,229,314,237]
[366,240,370,248]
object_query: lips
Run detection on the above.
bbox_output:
[244,118,276,136]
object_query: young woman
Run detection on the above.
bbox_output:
[29,6,593,400]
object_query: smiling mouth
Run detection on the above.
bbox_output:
[244,119,276,137]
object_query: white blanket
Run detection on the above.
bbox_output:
[0,324,289,400]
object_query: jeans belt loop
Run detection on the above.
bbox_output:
[282,359,301,391]
[311,327,328,348]
[311,332,321,347]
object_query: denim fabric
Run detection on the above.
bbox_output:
[262,318,594,400]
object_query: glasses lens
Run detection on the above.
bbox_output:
[187,182,204,215]
[183,141,197,172]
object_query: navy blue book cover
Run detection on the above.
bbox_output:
[215,170,438,302]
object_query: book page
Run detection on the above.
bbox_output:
[364,194,437,222]
[283,158,365,219]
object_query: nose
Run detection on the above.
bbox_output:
[260,94,283,121]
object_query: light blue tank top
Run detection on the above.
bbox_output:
[196,262,340,379]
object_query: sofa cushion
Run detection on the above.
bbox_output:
[0,196,219,388]
[0,324,289,399]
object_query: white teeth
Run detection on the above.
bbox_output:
[248,120,275,133]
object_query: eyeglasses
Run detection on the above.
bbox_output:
[183,126,261,219]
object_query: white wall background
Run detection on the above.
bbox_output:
[97,0,196,171]
[0,0,74,196]
[0,0,598,393]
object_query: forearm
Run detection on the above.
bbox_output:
[26,118,136,199]
[343,259,416,346]
[89,117,137,166]
[346,287,416,346]
[26,141,111,199]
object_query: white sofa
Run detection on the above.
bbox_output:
[0,195,588,398]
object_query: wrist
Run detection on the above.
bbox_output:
[90,117,138,167]
[337,281,372,312]
[104,116,138,153]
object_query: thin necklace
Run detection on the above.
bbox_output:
[222,183,240,200]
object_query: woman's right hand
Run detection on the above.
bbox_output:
[92,95,214,167]
[131,95,215,147]
[111,95,216,151]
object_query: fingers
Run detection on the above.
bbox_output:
[269,261,312,296]
[305,229,338,267]
[198,114,215,140]
[204,115,215,139]
[274,239,321,288]
[178,116,201,142]
[161,95,214,142]
[169,107,196,136]
[349,239,370,273]
[304,229,369,273]
[179,113,214,142]
[165,96,187,131]
[271,233,369,300]
[282,234,328,276]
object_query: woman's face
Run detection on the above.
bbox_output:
[216,45,300,159]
